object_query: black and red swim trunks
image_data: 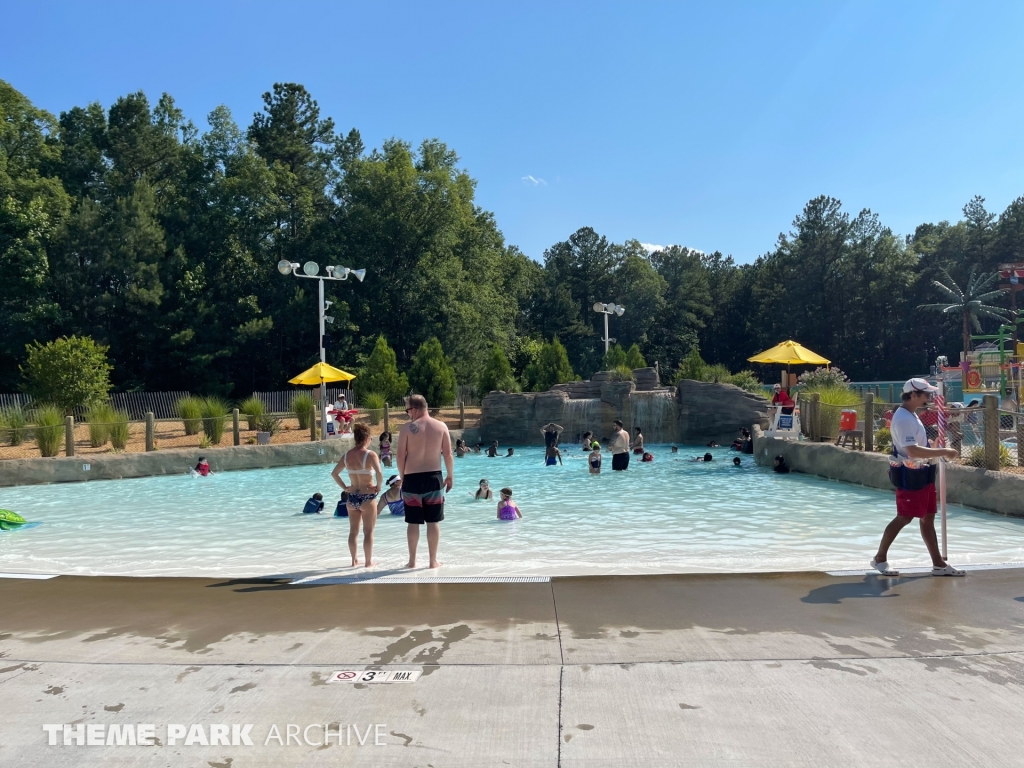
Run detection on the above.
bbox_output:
[401,471,445,524]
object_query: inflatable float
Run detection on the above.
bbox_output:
[0,509,39,531]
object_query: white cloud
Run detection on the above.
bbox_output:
[521,175,547,186]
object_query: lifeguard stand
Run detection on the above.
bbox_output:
[766,405,800,440]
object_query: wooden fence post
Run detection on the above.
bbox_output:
[384,403,390,435]
[810,393,821,441]
[65,416,75,457]
[145,412,155,452]
[459,400,465,429]
[983,394,1000,470]
[310,405,317,441]
[863,393,874,452]
[232,408,240,446]
[1018,411,1024,467]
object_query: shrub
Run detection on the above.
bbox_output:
[603,343,628,370]
[478,345,516,394]
[728,370,763,394]
[360,392,386,425]
[798,366,849,389]
[495,374,521,393]
[624,344,647,370]
[254,414,282,436]
[109,411,130,450]
[198,434,213,449]
[874,426,892,453]
[21,335,113,414]
[200,397,229,444]
[238,397,265,430]
[605,365,635,382]
[675,347,707,382]
[963,444,1013,468]
[2,406,28,446]
[355,335,409,404]
[408,337,457,406]
[704,364,733,383]
[523,337,576,392]
[176,396,203,435]
[33,405,64,457]
[293,392,315,430]
[85,402,115,447]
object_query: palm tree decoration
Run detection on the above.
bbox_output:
[919,265,1012,362]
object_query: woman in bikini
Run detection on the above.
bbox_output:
[331,423,384,567]
[379,431,393,468]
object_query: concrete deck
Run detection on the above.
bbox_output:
[3,571,1024,766]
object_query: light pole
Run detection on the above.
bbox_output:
[593,302,625,354]
[278,260,365,437]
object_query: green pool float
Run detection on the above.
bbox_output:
[0,509,28,531]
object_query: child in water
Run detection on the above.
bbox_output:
[641,452,654,462]
[589,442,602,474]
[302,492,325,514]
[733,457,742,466]
[475,479,493,500]
[193,457,211,476]
[497,488,522,520]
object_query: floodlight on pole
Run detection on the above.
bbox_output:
[277,260,367,440]
[593,302,625,354]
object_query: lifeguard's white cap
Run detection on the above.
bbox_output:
[902,377,938,394]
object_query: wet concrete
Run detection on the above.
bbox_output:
[3,570,1024,766]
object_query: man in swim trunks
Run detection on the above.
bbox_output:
[397,394,454,569]
[610,420,630,470]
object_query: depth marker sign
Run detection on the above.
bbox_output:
[328,670,421,684]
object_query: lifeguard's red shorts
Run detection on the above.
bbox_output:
[895,483,937,518]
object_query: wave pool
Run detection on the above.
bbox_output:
[1,446,1022,578]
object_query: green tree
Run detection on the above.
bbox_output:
[624,343,647,369]
[354,335,409,404]
[675,346,707,382]
[21,335,112,412]
[918,266,1012,362]
[408,337,457,406]
[603,343,627,370]
[0,80,70,389]
[524,338,575,392]
[478,344,516,393]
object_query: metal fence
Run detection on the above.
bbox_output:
[795,391,1021,471]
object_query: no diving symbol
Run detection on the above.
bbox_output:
[330,671,358,683]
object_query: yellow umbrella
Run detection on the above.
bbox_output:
[748,340,830,366]
[288,362,356,386]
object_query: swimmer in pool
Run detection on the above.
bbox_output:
[497,488,522,520]
[505,448,515,457]
[733,457,742,466]
[486,441,499,457]
[581,431,594,451]
[691,453,713,462]
[544,444,563,466]
[588,441,602,474]
[193,456,211,476]
[302,492,325,514]
[641,452,653,462]
[377,476,405,515]
[632,428,644,455]
[475,479,493,500]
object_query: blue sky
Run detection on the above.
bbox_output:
[4,1,1024,262]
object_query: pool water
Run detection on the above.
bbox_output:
[1,446,1022,578]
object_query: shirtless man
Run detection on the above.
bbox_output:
[611,419,630,470]
[396,394,454,569]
